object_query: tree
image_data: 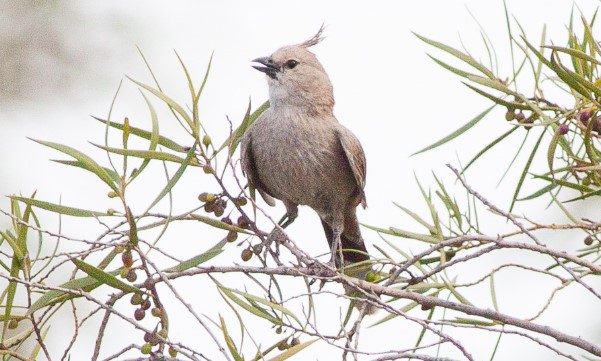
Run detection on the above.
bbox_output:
[1,6,601,361]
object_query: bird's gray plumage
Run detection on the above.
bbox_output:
[241,28,369,267]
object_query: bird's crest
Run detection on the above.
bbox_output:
[300,24,326,48]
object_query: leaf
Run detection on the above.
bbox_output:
[414,32,496,79]
[91,144,199,166]
[427,54,478,79]
[267,339,318,361]
[10,196,110,217]
[190,214,252,233]
[509,130,546,212]
[144,143,197,213]
[392,202,437,235]
[215,281,283,325]
[533,174,595,193]
[219,315,243,361]
[516,183,557,201]
[72,258,140,294]
[94,117,187,153]
[547,125,564,176]
[412,106,494,155]
[27,270,120,315]
[30,139,119,192]
[126,76,194,131]
[165,238,227,272]
[462,83,529,109]
[217,100,270,155]
[52,160,121,184]
[362,224,440,244]
[129,93,161,181]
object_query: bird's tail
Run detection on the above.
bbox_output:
[320,213,378,315]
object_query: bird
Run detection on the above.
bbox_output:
[240,27,370,270]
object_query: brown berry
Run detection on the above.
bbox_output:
[515,112,525,121]
[221,216,232,225]
[584,235,594,246]
[141,299,151,310]
[235,197,248,206]
[237,215,250,229]
[226,230,238,243]
[134,308,145,321]
[8,319,18,330]
[126,269,137,282]
[505,110,515,121]
[151,307,162,318]
[130,293,144,305]
[204,201,216,213]
[290,337,300,346]
[143,277,155,289]
[559,124,569,135]
[580,111,591,124]
[277,340,289,351]
[203,164,214,174]
[121,250,134,268]
[241,248,253,262]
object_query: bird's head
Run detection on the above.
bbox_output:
[252,26,334,114]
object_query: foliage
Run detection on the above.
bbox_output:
[1,6,601,361]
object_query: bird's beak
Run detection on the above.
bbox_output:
[252,56,279,79]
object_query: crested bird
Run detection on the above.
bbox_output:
[241,27,370,269]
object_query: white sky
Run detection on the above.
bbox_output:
[1,1,601,360]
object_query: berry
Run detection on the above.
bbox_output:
[169,347,178,358]
[221,216,232,225]
[584,236,594,246]
[559,124,569,135]
[141,343,152,354]
[580,111,591,123]
[515,112,525,121]
[134,308,146,321]
[121,251,134,268]
[130,293,144,305]
[226,230,238,243]
[126,269,138,283]
[151,307,162,318]
[505,110,515,121]
[202,134,212,147]
[237,215,250,229]
[241,248,253,262]
[8,319,18,330]
[141,299,151,310]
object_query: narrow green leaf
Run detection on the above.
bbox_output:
[126,76,194,131]
[72,258,140,294]
[144,143,197,213]
[27,270,121,315]
[267,339,318,361]
[462,126,519,173]
[427,54,478,78]
[509,130,546,212]
[516,183,557,201]
[91,144,199,166]
[412,106,494,155]
[362,224,440,244]
[190,214,252,233]
[30,139,119,192]
[217,100,270,155]
[52,160,121,185]
[216,282,283,325]
[547,124,564,177]
[94,117,187,153]
[129,93,161,181]
[463,83,529,109]
[544,45,601,65]
[165,237,227,273]
[392,202,437,235]
[533,174,594,193]
[414,32,496,79]
[219,315,243,361]
[229,288,302,326]
[10,197,110,217]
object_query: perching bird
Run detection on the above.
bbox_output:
[240,27,370,270]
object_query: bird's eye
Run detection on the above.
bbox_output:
[285,59,299,69]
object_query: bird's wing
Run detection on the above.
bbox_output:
[336,126,367,208]
[240,134,276,207]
